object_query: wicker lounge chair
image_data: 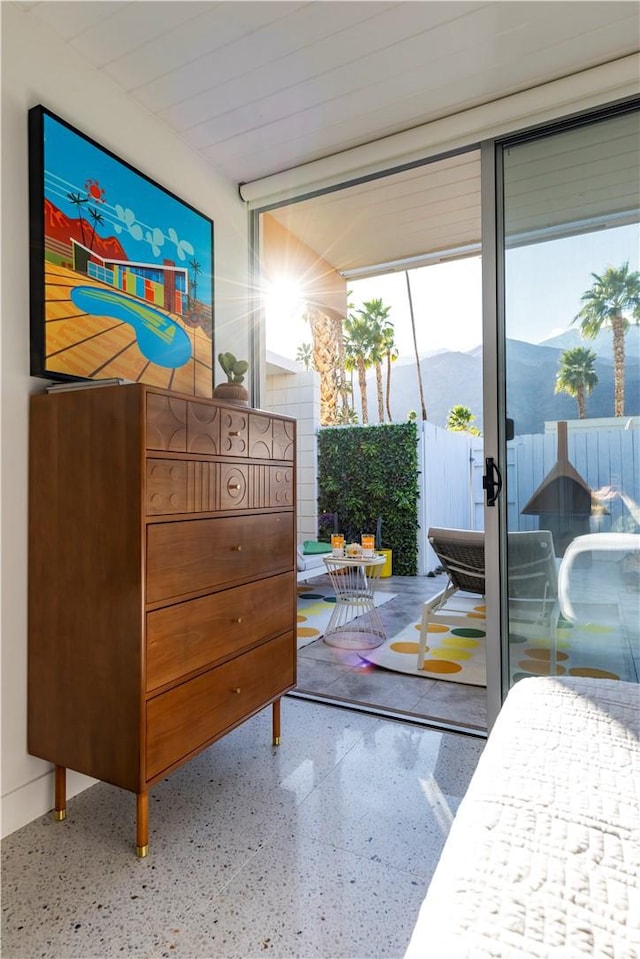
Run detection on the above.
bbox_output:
[418,528,485,669]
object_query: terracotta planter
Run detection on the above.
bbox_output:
[212,382,249,405]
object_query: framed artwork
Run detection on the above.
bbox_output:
[28,105,214,396]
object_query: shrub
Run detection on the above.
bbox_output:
[317,422,419,575]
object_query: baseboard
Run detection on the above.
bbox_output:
[1,767,96,839]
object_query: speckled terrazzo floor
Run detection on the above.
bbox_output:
[1,698,484,959]
[296,573,489,732]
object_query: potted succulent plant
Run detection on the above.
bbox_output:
[213,351,249,404]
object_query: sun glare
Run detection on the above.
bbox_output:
[265,277,305,325]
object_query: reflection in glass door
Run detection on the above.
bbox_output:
[500,106,640,689]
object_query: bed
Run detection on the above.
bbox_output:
[404,676,640,959]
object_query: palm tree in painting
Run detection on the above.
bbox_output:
[573,261,640,416]
[87,207,105,252]
[554,346,599,419]
[405,271,428,420]
[188,258,202,308]
[67,192,88,245]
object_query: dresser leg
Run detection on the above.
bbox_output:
[54,765,66,821]
[272,698,281,746]
[136,792,149,857]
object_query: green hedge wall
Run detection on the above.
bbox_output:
[317,422,419,576]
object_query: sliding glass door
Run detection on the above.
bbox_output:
[494,105,640,700]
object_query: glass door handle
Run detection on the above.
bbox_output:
[482,457,503,507]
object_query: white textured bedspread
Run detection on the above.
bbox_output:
[405,677,640,959]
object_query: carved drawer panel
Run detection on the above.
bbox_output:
[146,572,294,691]
[265,466,294,507]
[147,460,190,514]
[249,414,295,461]
[146,512,294,603]
[146,394,187,451]
[271,418,295,461]
[244,464,293,510]
[219,408,249,456]
[146,461,293,513]
[218,463,249,509]
[146,631,295,780]
[187,401,221,454]
[147,460,221,514]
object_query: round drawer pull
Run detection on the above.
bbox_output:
[233,687,241,695]
[231,544,243,552]
[228,483,241,491]
[228,430,239,437]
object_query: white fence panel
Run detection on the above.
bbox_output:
[509,429,638,533]
[471,441,486,531]
[421,422,475,570]
[446,428,638,544]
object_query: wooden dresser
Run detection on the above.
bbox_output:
[28,384,296,855]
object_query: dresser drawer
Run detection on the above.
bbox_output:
[146,513,294,603]
[146,631,295,779]
[146,460,293,514]
[146,572,294,691]
[146,460,246,514]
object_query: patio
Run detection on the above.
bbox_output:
[293,572,489,733]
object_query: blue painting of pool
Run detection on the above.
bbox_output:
[70,286,192,368]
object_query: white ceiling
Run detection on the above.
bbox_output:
[20,1,640,273]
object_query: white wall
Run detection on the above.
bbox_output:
[0,4,249,837]
[264,360,320,544]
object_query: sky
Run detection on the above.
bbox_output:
[266,222,639,363]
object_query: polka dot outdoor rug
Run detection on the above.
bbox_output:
[508,617,636,684]
[363,599,487,686]
[297,584,396,650]
[363,596,635,687]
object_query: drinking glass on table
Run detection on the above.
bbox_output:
[361,534,375,557]
[331,534,345,557]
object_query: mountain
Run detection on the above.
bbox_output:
[44,198,127,262]
[540,324,640,360]
[357,337,640,434]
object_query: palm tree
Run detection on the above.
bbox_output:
[405,271,427,420]
[554,346,599,419]
[353,299,392,423]
[573,261,640,416]
[446,405,481,435]
[305,305,344,425]
[295,342,315,370]
[382,320,398,422]
[330,307,350,422]
[343,313,375,424]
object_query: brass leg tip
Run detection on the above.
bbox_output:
[54,809,66,821]
[273,736,281,746]
[136,844,148,858]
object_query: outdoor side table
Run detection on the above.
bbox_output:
[322,554,387,649]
